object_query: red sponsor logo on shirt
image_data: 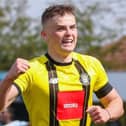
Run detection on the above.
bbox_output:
[57,90,85,120]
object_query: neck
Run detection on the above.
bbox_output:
[47,51,73,63]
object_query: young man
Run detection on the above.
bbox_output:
[0,4,124,126]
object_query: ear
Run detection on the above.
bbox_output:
[41,31,47,41]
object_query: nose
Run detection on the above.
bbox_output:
[65,28,72,36]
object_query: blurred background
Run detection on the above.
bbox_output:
[0,0,126,126]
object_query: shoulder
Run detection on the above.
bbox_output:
[30,54,48,64]
[29,54,48,69]
[72,52,101,65]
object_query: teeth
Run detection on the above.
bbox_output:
[63,39,73,43]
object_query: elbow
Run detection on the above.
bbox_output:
[0,98,7,112]
[0,103,6,112]
[117,100,125,118]
[0,100,3,111]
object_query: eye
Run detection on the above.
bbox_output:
[57,26,65,31]
[70,25,77,30]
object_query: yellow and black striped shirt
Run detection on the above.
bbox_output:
[14,52,112,126]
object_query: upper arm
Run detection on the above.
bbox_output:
[100,88,122,107]
[5,84,19,108]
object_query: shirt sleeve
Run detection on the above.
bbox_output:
[14,71,31,93]
[95,82,113,98]
[92,57,113,97]
[13,63,34,93]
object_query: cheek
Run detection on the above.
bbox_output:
[74,30,78,37]
[54,32,64,39]
[49,33,61,41]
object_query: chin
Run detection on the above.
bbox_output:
[63,47,73,50]
[62,49,74,54]
[62,46,75,52]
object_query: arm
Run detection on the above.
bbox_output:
[0,58,30,111]
[100,88,124,120]
[87,88,124,124]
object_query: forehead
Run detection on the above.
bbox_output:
[45,14,76,27]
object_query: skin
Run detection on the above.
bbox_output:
[87,88,124,124]
[0,13,124,125]
[1,108,13,124]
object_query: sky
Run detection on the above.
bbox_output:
[27,0,66,18]
[27,0,47,18]
[27,0,126,27]
[27,0,107,17]
[27,0,126,16]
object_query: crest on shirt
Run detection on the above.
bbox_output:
[49,77,58,84]
[80,73,90,86]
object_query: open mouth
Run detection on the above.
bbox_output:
[62,39,73,44]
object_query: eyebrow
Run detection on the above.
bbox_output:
[56,24,77,27]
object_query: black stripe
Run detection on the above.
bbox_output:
[95,83,113,98]
[45,61,59,126]
[80,85,90,126]
[74,60,90,126]
[74,60,87,74]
